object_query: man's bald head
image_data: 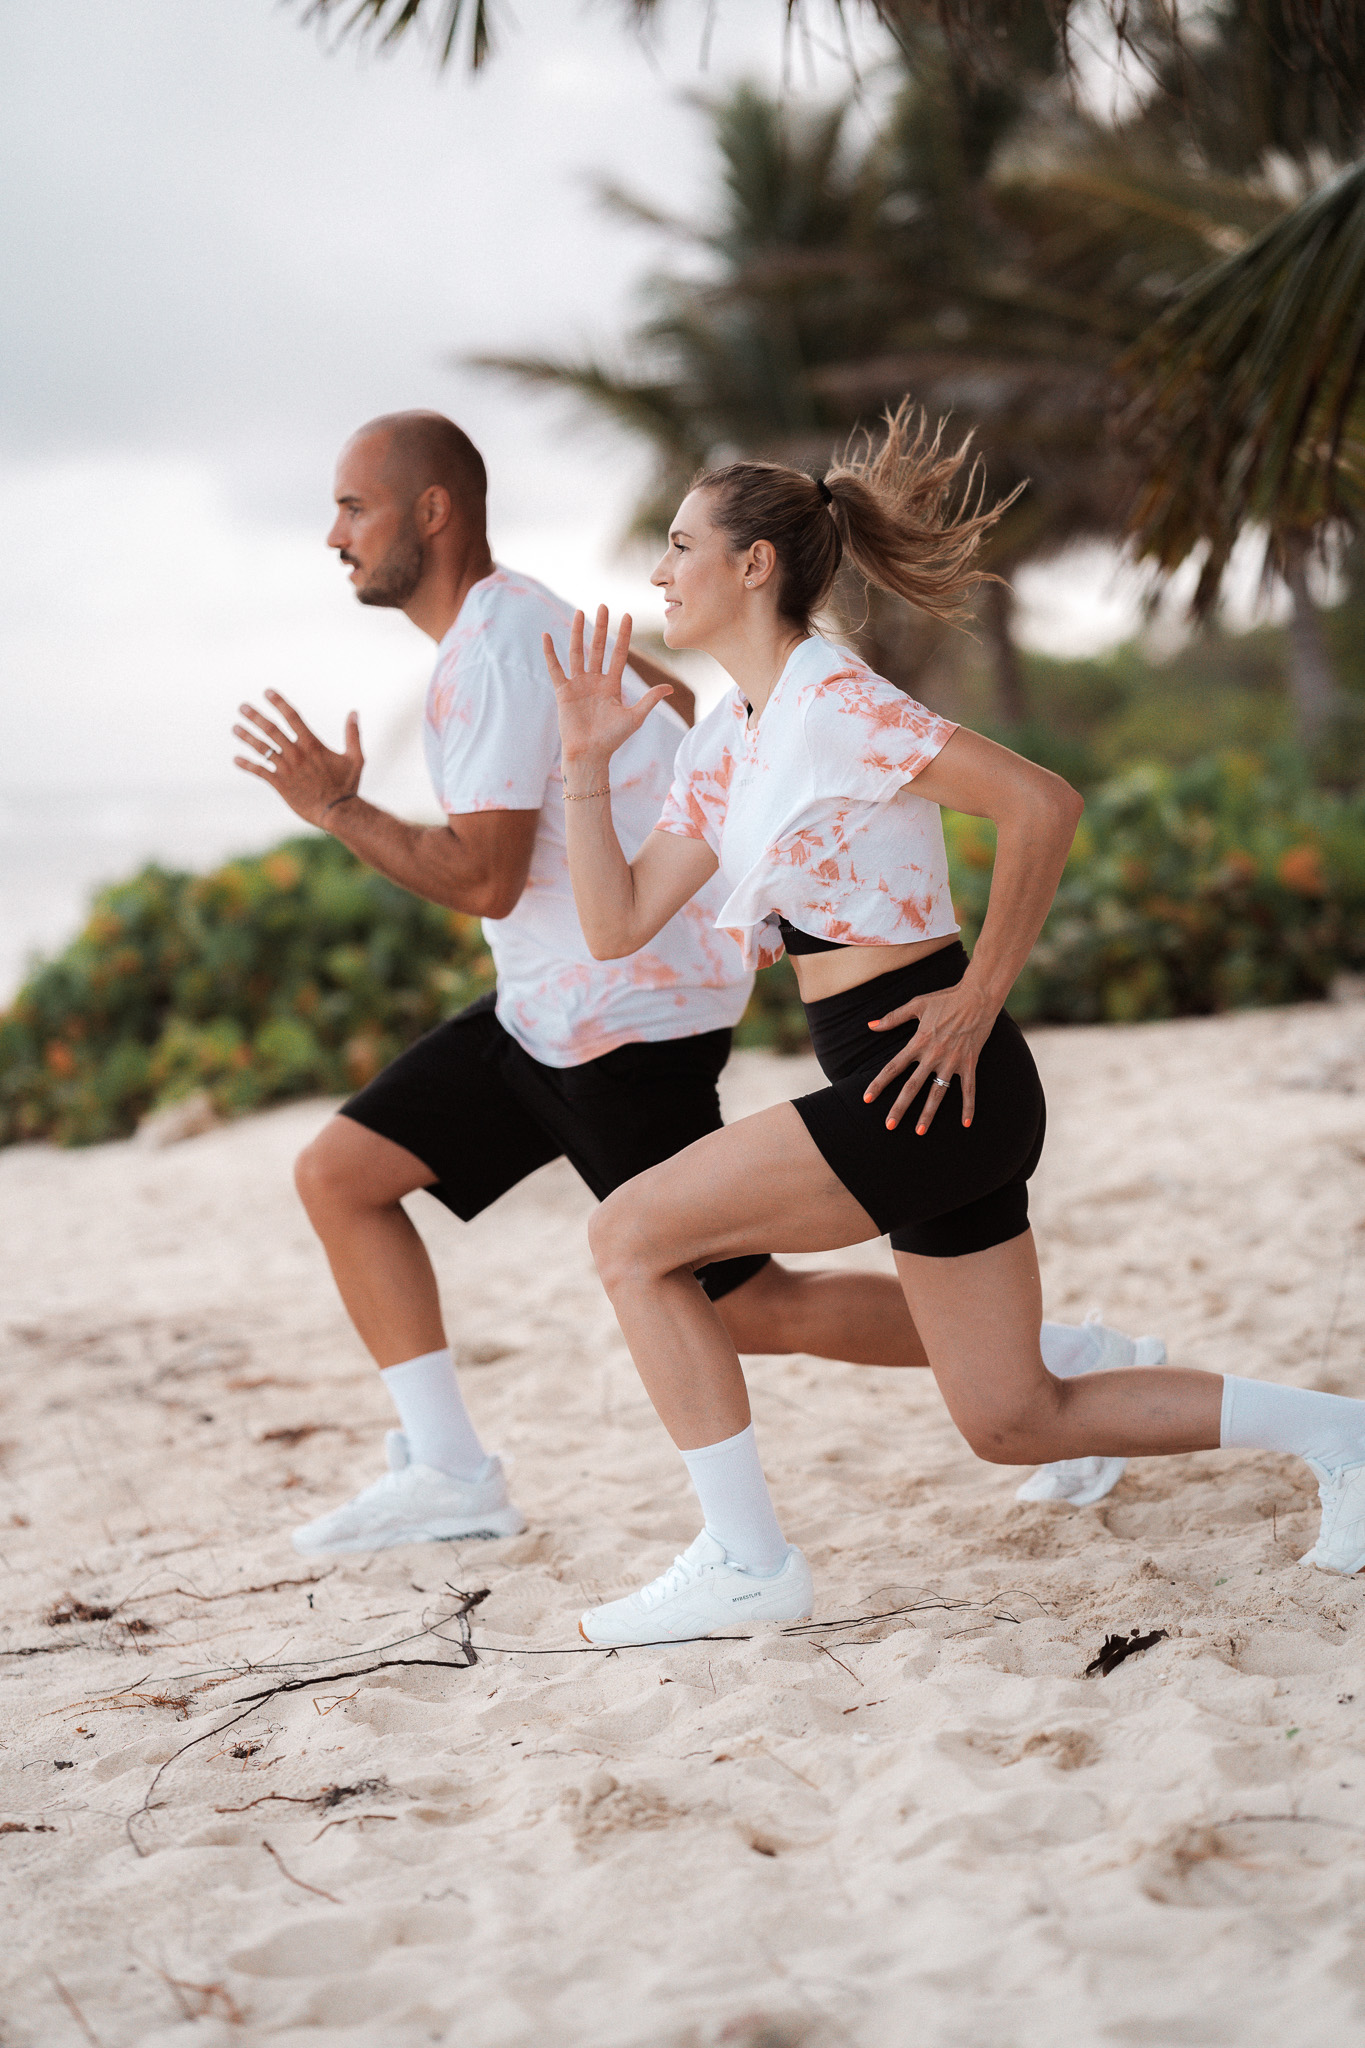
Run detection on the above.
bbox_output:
[350,411,487,512]
[330,412,492,617]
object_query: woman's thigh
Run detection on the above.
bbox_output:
[893,1232,1056,1451]
[594,1101,882,1274]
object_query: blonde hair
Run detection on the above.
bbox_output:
[695,400,1019,631]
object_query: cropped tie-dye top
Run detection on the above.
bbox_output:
[655,634,960,972]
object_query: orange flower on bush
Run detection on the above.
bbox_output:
[1277,845,1326,896]
[262,852,302,891]
[44,1042,78,1078]
[84,909,124,945]
[1221,849,1258,885]
[345,1034,384,1087]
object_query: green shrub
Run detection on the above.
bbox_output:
[4,755,1364,1146]
[946,754,1365,1023]
[0,837,493,1147]
[733,958,808,1053]
[738,757,1365,1047]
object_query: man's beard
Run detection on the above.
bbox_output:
[352,523,424,608]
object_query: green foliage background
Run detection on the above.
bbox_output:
[0,842,494,1148]
[738,756,1365,1055]
[4,739,1363,1149]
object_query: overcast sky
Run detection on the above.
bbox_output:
[4,0,1175,792]
[3,0,1271,1002]
[8,3,866,795]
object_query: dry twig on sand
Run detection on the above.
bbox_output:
[214,1778,389,1815]
[48,1975,102,2046]
[59,1686,198,1720]
[135,1570,333,1606]
[262,1839,340,1904]
[311,1811,395,1842]
[135,1955,244,2027]
[470,1587,1041,1657]
[123,1587,488,1853]
[232,1586,488,1703]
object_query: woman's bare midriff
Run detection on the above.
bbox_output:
[788,931,959,1005]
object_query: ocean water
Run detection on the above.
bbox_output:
[0,762,438,1004]
[0,786,286,1000]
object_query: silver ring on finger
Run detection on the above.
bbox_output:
[932,1075,949,1088]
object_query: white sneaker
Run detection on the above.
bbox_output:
[1016,1328,1166,1506]
[1301,1456,1365,1574]
[579,1530,813,1645]
[290,1431,527,1555]
[1015,1456,1129,1506]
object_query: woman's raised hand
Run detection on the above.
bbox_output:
[543,607,672,775]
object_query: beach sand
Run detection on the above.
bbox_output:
[2,1004,1364,2047]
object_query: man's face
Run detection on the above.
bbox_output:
[327,434,424,608]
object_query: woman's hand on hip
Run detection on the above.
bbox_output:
[544,607,671,777]
[863,979,997,1134]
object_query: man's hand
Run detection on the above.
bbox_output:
[233,691,363,827]
[628,648,695,727]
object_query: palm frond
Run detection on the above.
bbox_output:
[291,0,1365,99]
[593,181,702,242]
[1119,156,1365,607]
[467,352,707,457]
[297,0,496,67]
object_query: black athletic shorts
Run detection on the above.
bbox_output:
[339,993,770,1302]
[793,942,1046,1258]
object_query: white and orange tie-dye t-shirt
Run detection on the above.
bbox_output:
[423,567,751,1067]
[655,634,960,972]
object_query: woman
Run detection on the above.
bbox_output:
[545,405,1365,1646]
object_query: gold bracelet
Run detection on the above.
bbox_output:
[563,785,611,802]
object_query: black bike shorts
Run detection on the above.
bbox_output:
[792,942,1046,1259]
[339,993,770,1303]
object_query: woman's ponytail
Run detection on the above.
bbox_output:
[695,398,1019,632]
[824,402,1018,623]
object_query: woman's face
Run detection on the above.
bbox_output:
[650,488,750,650]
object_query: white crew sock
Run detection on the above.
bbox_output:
[380,1347,487,1480]
[1220,1375,1365,1468]
[680,1423,788,1575]
[1040,1321,1100,1378]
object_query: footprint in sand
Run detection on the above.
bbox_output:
[1141,1817,1352,1909]
[230,1902,468,1978]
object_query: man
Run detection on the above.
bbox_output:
[233,411,1159,1554]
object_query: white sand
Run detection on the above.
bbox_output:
[2,1006,1364,2047]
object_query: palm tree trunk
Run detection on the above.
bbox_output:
[983,578,1027,726]
[1281,537,1341,746]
